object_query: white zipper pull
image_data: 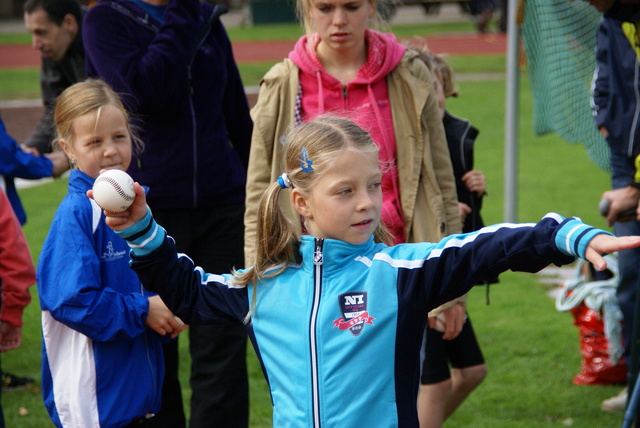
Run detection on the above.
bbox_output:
[314,238,324,265]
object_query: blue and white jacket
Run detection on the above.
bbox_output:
[120,212,604,427]
[37,170,164,428]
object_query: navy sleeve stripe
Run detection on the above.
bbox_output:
[573,226,595,258]
[126,214,155,242]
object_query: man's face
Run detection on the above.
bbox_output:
[24,8,77,62]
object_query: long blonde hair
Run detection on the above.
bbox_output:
[53,78,143,158]
[235,117,391,317]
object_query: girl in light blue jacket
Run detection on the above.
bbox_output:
[100,116,640,428]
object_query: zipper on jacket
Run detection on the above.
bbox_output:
[186,68,198,209]
[459,121,471,172]
[342,84,348,99]
[629,61,640,156]
[458,120,478,230]
[140,283,158,409]
[185,7,218,209]
[310,238,324,427]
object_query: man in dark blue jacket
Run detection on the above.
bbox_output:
[83,1,253,427]
[591,11,640,414]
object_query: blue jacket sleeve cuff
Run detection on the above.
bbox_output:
[114,208,166,256]
[554,218,613,260]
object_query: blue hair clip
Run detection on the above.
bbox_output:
[299,147,313,173]
[277,173,291,189]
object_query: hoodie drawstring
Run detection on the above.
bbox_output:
[315,70,325,113]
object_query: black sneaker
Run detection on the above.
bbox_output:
[1,371,34,391]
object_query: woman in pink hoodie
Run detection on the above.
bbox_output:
[245,2,465,426]
[246,5,468,421]
[245,0,461,265]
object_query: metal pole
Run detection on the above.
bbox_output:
[504,0,520,222]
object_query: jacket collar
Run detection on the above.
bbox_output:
[298,235,379,273]
[68,169,95,193]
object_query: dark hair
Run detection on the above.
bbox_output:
[24,0,82,26]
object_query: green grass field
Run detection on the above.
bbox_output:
[0,20,627,428]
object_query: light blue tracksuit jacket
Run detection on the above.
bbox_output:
[119,211,604,427]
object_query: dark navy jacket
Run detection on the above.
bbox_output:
[591,17,640,188]
[83,0,252,210]
[443,111,484,233]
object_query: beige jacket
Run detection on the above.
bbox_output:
[244,49,461,269]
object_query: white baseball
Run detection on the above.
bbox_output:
[92,169,135,212]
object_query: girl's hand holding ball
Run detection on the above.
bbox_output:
[91,170,135,212]
[87,169,149,230]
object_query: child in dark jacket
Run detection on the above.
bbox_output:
[410,47,494,428]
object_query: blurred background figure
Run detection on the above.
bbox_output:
[0,187,35,426]
[23,0,84,164]
[409,46,493,428]
[83,0,253,426]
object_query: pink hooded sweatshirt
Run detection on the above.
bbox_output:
[289,29,407,244]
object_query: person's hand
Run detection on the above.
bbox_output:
[146,295,188,339]
[0,322,22,352]
[598,125,609,138]
[45,151,70,178]
[461,170,486,195]
[428,303,466,340]
[20,144,39,155]
[601,186,640,226]
[585,234,640,271]
[87,178,148,231]
[458,202,472,223]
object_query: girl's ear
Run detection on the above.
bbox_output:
[59,139,74,163]
[291,188,312,220]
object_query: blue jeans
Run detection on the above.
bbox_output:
[614,219,640,364]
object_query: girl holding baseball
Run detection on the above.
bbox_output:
[102,116,640,427]
[38,79,185,428]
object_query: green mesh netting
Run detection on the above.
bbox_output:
[521,0,610,171]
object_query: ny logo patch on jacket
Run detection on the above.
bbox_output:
[333,291,375,337]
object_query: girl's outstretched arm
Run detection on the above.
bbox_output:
[87,181,148,230]
[585,234,640,271]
